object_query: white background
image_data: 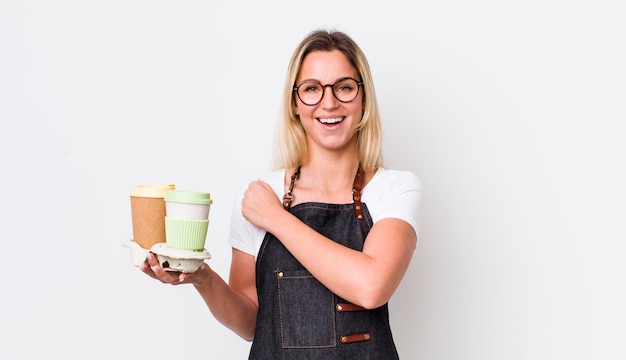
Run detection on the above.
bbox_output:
[1,1,624,359]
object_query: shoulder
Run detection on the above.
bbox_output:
[235,169,286,197]
[367,167,423,192]
[258,169,286,197]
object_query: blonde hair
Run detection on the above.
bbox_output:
[272,29,384,172]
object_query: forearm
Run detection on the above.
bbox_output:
[266,211,415,309]
[275,222,380,307]
[193,266,257,341]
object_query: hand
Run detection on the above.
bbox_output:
[140,252,208,285]
[241,179,283,231]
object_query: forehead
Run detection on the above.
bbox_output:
[298,50,358,82]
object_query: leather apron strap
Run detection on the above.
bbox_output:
[282,164,365,221]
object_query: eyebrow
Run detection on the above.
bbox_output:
[297,76,358,84]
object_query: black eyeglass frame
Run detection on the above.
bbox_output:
[293,77,364,106]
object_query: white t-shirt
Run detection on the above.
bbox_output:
[228,167,423,258]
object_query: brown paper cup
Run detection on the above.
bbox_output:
[130,184,175,249]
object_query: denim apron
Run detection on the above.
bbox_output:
[248,165,400,360]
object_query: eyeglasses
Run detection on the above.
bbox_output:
[293,77,363,106]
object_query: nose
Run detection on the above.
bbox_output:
[320,84,339,108]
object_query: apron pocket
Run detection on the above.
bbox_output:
[277,269,336,348]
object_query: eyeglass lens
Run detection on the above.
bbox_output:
[296,78,360,105]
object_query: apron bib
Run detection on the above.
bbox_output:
[248,166,400,360]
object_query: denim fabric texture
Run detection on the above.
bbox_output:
[248,200,400,360]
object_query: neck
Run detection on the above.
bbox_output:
[298,156,360,192]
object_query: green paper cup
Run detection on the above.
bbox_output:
[165,190,212,220]
[165,217,209,251]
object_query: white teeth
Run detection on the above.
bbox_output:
[319,117,343,124]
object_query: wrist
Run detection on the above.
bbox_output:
[192,263,214,288]
[266,209,291,238]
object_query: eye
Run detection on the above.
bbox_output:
[336,84,354,92]
[334,79,357,93]
[301,83,322,93]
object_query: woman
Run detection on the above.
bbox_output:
[142,29,422,359]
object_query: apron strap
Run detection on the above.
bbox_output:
[282,163,364,221]
[283,166,301,210]
[352,164,365,220]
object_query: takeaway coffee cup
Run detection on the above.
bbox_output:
[129,183,176,249]
[164,190,212,251]
[165,190,212,220]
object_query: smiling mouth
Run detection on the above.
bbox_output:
[318,117,344,124]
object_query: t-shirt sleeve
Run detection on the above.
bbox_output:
[227,184,258,256]
[228,170,285,257]
[372,170,423,237]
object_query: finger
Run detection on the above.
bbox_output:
[146,252,160,266]
[146,253,163,274]
[177,262,207,284]
[144,253,177,283]
[139,263,157,279]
